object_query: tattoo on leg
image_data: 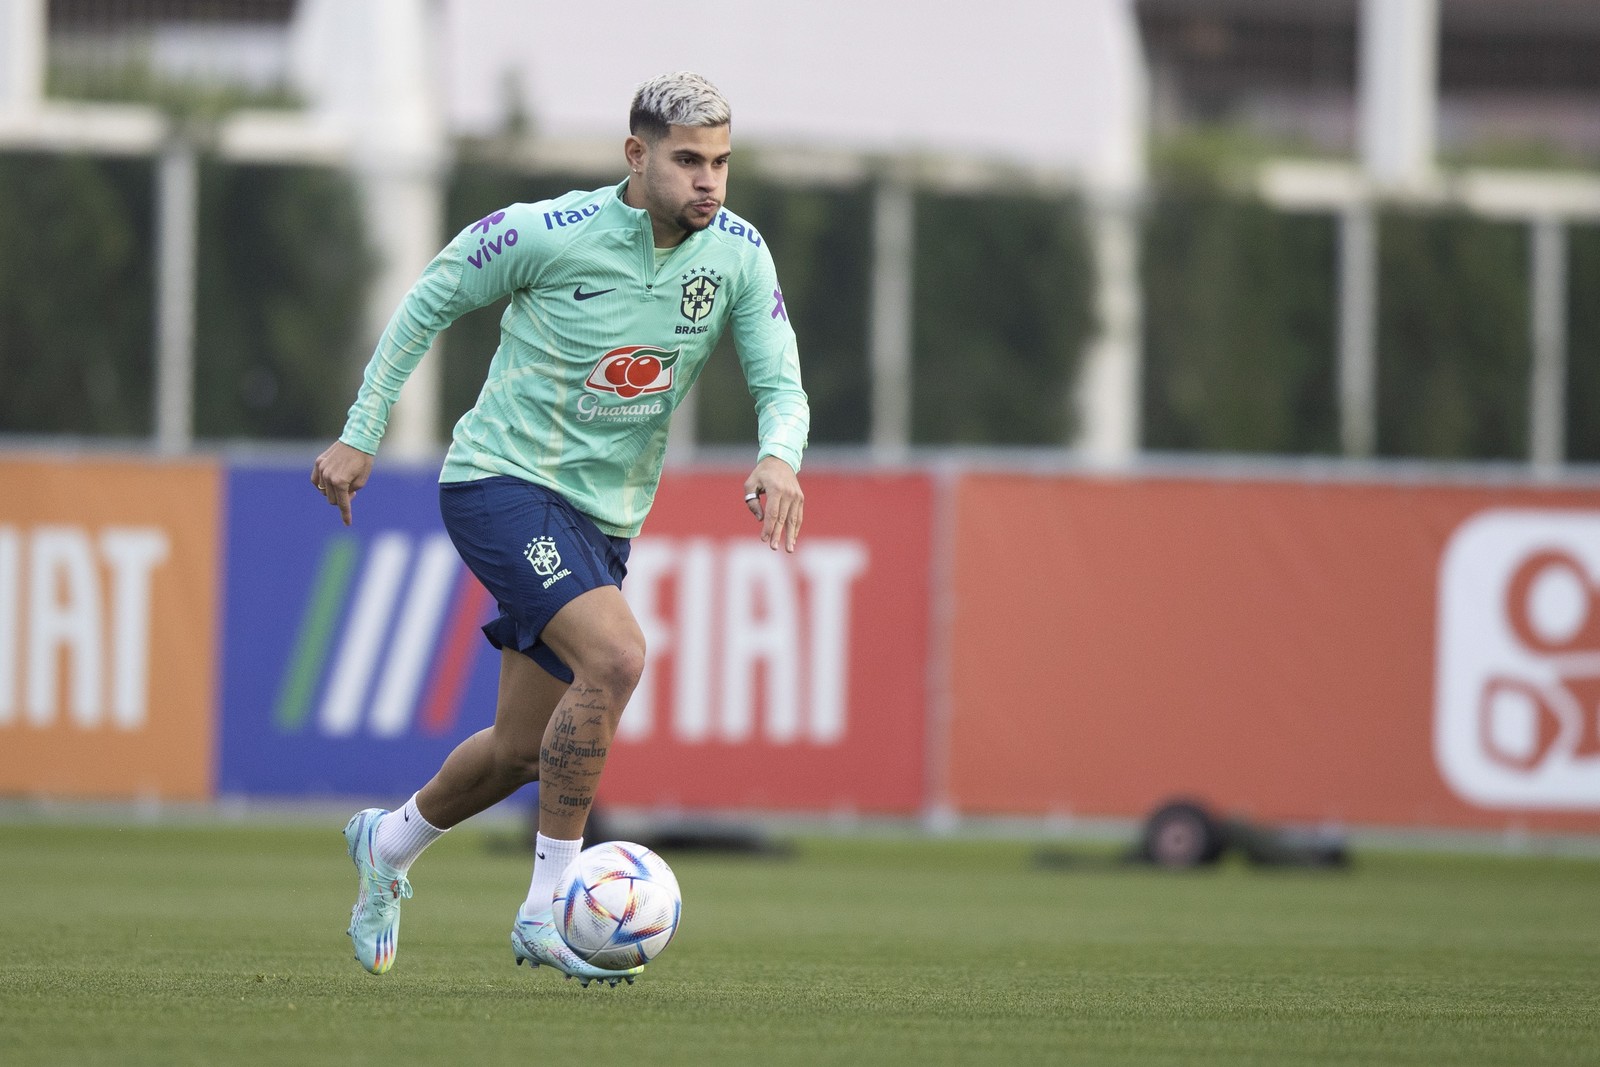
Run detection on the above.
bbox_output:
[538,689,615,821]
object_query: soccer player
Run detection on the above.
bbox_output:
[309,71,808,985]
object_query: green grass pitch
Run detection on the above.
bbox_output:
[1,822,1597,1066]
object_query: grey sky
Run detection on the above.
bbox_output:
[437,0,1143,181]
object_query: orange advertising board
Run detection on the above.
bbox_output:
[947,473,1600,833]
[0,456,219,800]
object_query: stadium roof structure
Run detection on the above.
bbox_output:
[1135,0,1600,154]
[47,1,297,27]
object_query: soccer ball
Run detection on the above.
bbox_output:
[552,841,682,970]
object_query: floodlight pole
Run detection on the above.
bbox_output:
[1360,0,1438,186]
[153,135,200,454]
[1077,192,1143,462]
[869,174,915,456]
[0,0,44,112]
[1074,0,1147,464]
[1336,202,1378,458]
[1528,216,1568,474]
[1340,0,1440,458]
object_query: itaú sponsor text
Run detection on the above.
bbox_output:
[0,524,169,729]
[621,537,869,746]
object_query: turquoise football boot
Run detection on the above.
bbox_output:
[342,809,412,974]
[511,911,643,988]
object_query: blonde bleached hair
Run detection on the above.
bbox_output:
[629,71,731,142]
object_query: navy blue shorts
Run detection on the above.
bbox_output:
[438,476,631,683]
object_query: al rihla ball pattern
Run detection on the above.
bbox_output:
[553,841,681,970]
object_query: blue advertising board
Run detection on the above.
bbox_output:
[219,463,504,798]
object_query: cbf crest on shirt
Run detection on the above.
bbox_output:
[679,266,721,329]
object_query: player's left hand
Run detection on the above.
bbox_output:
[743,456,803,553]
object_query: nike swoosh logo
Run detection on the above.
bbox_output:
[573,286,616,301]
[536,851,546,861]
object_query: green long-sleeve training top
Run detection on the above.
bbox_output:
[340,177,810,537]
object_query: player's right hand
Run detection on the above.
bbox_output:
[311,440,374,526]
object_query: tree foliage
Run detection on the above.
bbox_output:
[2,145,1588,464]
[192,161,372,439]
[1375,208,1530,459]
[1142,157,1551,461]
[1560,223,1600,463]
[1142,177,1340,454]
[0,152,154,435]
[0,151,370,440]
[912,191,1095,444]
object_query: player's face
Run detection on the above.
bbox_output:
[627,124,731,246]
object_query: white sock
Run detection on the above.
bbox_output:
[519,832,583,920]
[374,794,445,873]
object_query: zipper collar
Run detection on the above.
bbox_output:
[612,176,706,252]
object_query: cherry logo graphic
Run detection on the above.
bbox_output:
[585,345,680,399]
